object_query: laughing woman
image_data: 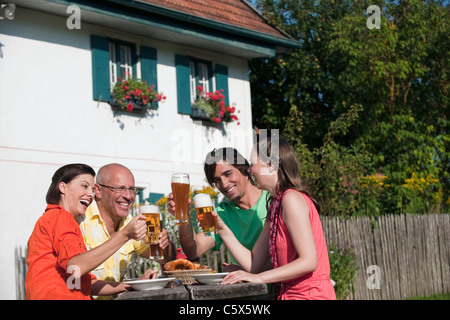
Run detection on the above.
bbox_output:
[218,138,336,300]
[25,163,149,300]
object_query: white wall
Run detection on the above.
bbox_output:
[0,8,255,299]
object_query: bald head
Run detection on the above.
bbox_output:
[97,163,133,185]
[95,163,136,222]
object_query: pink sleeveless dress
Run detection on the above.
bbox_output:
[269,189,336,300]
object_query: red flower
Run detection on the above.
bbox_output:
[219,100,225,107]
[213,117,222,123]
[126,103,133,112]
[197,85,203,92]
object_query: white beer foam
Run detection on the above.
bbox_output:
[171,173,190,184]
[193,193,213,208]
[140,204,161,217]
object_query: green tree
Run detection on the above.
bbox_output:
[251,0,449,214]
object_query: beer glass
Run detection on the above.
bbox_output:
[193,193,216,234]
[140,204,163,260]
[171,173,190,225]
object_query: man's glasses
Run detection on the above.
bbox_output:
[98,184,138,195]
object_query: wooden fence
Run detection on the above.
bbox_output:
[321,214,450,299]
[15,214,449,300]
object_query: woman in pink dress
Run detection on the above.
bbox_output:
[218,137,336,300]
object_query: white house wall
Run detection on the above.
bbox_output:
[0,8,255,299]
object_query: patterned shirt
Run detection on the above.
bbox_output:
[76,202,148,284]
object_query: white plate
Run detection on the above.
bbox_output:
[192,273,229,285]
[123,278,175,291]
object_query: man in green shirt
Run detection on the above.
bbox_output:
[167,147,270,270]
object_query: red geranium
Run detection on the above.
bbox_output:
[193,87,239,124]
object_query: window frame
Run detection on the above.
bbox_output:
[108,39,137,89]
[189,58,213,103]
[91,34,158,109]
[175,54,228,117]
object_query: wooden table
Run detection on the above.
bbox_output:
[116,283,268,300]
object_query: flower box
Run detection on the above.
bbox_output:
[192,86,239,125]
[191,104,214,121]
[110,76,166,114]
[110,94,157,114]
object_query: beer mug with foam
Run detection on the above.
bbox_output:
[140,204,163,260]
[193,193,216,234]
[171,173,190,225]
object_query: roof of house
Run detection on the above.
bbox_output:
[138,0,289,39]
[13,0,300,57]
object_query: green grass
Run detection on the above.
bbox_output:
[407,292,450,300]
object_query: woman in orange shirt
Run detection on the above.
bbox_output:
[25,163,148,299]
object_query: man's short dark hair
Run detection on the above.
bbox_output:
[204,147,251,186]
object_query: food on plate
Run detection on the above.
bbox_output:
[193,262,210,270]
[163,259,210,271]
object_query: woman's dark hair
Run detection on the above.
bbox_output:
[204,147,251,187]
[256,137,321,213]
[46,163,96,205]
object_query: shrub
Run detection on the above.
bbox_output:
[328,242,359,300]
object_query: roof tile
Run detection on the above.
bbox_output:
[140,0,288,38]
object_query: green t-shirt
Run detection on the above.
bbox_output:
[212,190,270,263]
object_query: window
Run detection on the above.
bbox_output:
[109,41,135,88]
[91,35,158,105]
[189,59,212,103]
[176,54,229,116]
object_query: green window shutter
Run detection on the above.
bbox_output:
[148,192,165,204]
[140,46,157,87]
[175,54,192,114]
[91,35,110,102]
[140,46,158,108]
[215,64,229,106]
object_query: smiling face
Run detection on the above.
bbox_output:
[58,174,95,218]
[249,149,278,194]
[212,160,249,202]
[95,164,135,222]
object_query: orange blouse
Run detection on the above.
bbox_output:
[25,205,96,300]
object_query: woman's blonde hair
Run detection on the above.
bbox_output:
[256,137,320,213]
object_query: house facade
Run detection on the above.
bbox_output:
[0,0,299,299]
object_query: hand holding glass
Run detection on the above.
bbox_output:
[193,193,216,234]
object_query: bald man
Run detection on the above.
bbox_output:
[77,163,175,295]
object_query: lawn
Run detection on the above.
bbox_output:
[407,292,450,300]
